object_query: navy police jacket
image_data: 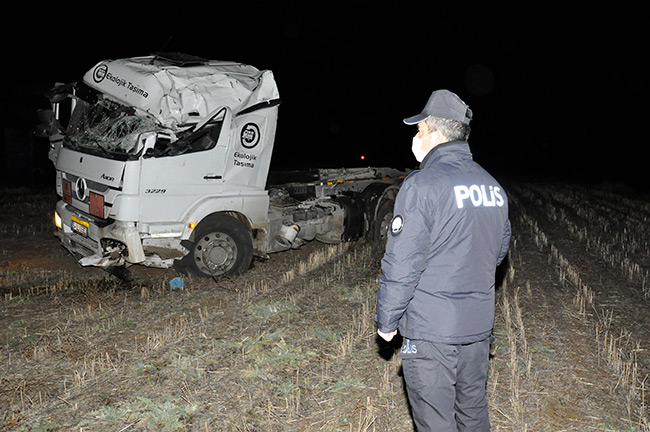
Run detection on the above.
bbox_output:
[376,140,511,344]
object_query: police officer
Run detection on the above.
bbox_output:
[376,89,511,431]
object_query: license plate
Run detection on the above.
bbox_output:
[71,215,89,237]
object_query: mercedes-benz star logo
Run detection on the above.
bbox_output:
[75,178,87,201]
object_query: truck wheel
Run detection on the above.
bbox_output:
[187,214,253,278]
[372,199,395,249]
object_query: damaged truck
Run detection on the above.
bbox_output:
[36,53,407,278]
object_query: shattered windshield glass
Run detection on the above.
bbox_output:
[65,97,162,157]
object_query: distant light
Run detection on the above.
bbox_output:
[360,155,366,161]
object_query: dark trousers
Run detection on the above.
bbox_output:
[399,337,492,432]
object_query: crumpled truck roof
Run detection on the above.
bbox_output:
[82,55,279,129]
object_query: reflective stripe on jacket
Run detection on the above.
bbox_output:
[376,140,511,344]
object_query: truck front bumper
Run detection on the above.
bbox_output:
[54,200,145,268]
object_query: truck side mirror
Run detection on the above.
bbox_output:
[34,109,58,137]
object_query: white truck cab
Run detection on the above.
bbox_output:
[38,53,405,278]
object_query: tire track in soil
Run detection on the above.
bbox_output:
[514,184,650,378]
[155,241,356,430]
[138,240,386,431]
[0,241,344,430]
[499,185,647,430]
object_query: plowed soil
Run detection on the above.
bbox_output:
[1,183,649,431]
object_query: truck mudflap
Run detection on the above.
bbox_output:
[55,200,147,268]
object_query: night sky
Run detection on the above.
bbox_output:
[4,3,648,191]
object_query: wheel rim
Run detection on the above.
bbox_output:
[194,232,238,276]
[378,211,393,243]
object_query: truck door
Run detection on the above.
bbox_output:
[223,106,278,190]
[139,109,235,223]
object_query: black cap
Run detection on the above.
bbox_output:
[403,89,472,125]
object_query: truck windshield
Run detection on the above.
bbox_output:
[65,97,161,158]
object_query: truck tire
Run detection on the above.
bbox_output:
[186,214,253,278]
[372,198,395,249]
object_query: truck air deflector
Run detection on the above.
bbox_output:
[82,56,280,129]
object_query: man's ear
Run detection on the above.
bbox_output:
[431,129,446,147]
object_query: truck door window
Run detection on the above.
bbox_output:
[154,121,223,156]
[188,122,223,151]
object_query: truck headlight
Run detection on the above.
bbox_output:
[54,211,62,229]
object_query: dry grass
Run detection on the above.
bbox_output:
[2,183,650,431]
[504,183,649,431]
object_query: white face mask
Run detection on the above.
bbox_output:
[411,134,431,162]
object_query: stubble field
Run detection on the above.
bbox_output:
[1,181,649,431]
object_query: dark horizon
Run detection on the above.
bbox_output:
[3,4,648,192]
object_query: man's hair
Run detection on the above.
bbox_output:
[425,116,471,141]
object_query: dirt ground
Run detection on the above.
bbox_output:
[1,183,649,431]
